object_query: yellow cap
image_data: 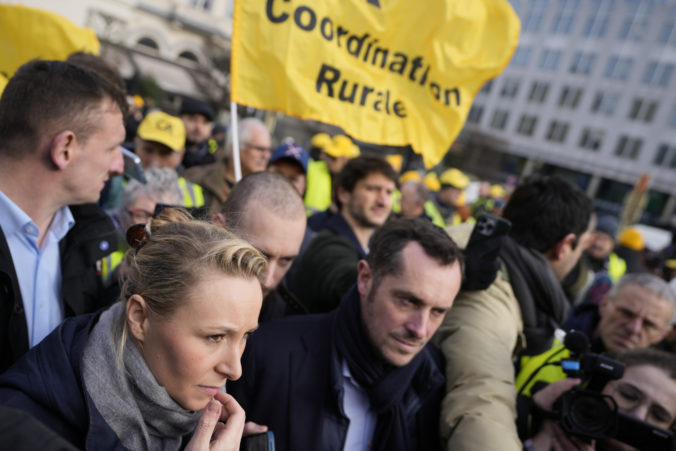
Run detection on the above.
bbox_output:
[324,135,360,158]
[133,94,144,108]
[439,168,470,189]
[137,111,186,152]
[311,133,331,150]
[386,154,403,173]
[618,227,644,251]
[423,172,441,192]
[490,184,506,198]
[400,170,421,184]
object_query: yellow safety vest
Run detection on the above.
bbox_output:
[178,176,205,208]
[608,252,626,283]
[515,340,569,397]
[304,160,332,216]
[424,201,446,228]
[100,248,125,282]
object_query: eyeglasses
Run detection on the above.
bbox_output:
[127,208,154,223]
[244,143,271,153]
[610,381,675,430]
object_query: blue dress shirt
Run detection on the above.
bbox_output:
[342,360,376,451]
[0,190,74,347]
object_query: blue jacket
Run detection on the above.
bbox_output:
[0,313,125,450]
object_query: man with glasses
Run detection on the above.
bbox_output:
[185,117,271,215]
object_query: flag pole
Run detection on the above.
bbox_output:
[230,101,242,182]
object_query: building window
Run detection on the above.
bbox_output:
[569,51,597,75]
[618,1,654,42]
[628,98,658,123]
[516,114,538,136]
[614,135,643,160]
[467,105,484,124]
[178,51,199,63]
[490,109,510,130]
[190,0,213,10]
[558,86,583,109]
[479,80,493,95]
[658,20,676,45]
[653,144,676,168]
[590,90,620,116]
[137,37,159,51]
[604,56,633,81]
[551,0,580,35]
[500,77,520,98]
[523,0,548,33]
[642,61,674,87]
[528,81,550,103]
[512,47,533,67]
[668,105,676,128]
[545,120,570,143]
[583,0,613,38]
[579,128,604,151]
[539,48,562,71]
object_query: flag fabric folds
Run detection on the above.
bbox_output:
[0,5,100,83]
[231,0,520,168]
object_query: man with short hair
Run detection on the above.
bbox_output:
[213,172,307,321]
[134,111,204,208]
[185,117,271,215]
[294,155,397,313]
[399,180,429,220]
[516,273,676,397]
[436,175,594,451]
[229,218,463,451]
[179,97,217,168]
[0,60,126,372]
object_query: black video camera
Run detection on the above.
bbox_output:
[551,331,674,450]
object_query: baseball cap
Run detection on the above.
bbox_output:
[269,142,310,173]
[137,111,186,152]
[439,168,470,189]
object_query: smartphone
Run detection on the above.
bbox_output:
[466,213,512,248]
[240,431,275,451]
[121,146,147,184]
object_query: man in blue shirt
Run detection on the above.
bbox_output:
[0,59,126,373]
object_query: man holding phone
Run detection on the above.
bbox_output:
[435,175,594,451]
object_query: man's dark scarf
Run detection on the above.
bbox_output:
[333,286,440,451]
[499,236,571,356]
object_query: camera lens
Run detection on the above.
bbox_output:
[568,395,614,434]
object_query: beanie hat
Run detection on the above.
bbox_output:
[596,215,620,241]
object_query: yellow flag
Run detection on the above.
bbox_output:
[231,0,520,168]
[0,5,100,81]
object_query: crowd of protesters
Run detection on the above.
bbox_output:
[0,53,675,451]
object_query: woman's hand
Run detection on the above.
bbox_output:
[185,392,246,451]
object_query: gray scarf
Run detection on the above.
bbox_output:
[82,302,200,451]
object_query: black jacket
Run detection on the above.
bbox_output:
[228,304,445,451]
[0,204,118,373]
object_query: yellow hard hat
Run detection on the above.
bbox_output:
[386,154,403,173]
[490,184,506,198]
[400,170,421,184]
[618,227,644,251]
[311,132,331,150]
[325,135,360,158]
[423,172,441,192]
[439,168,470,189]
[133,94,144,108]
[137,111,186,152]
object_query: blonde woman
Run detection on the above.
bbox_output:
[0,209,266,450]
